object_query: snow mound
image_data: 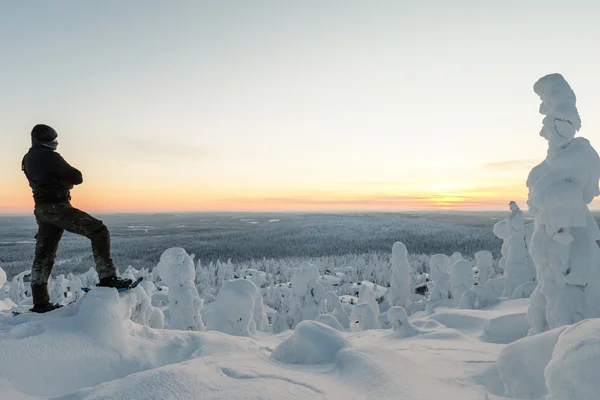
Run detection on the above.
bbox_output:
[271,320,349,365]
[546,319,600,400]
[429,299,530,344]
[497,324,567,399]
[0,288,255,398]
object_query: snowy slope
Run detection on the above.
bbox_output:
[0,289,534,400]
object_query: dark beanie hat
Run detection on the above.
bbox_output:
[31,124,58,143]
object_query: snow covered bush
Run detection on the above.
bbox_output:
[350,302,379,330]
[205,279,266,336]
[331,300,351,330]
[526,73,600,334]
[156,247,204,331]
[474,250,493,285]
[9,271,28,304]
[79,267,99,290]
[50,275,68,305]
[324,291,340,312]
[288,262,325,328]
[357,283,379,317]
[388,242,411,308]
[271,311,290,334]
[387,306,420,338]
[450,260,473,307]
[271,320,349,365]
[131,282,164,329]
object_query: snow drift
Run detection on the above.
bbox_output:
[270,320,349,364]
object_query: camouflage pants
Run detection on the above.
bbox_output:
[31,203,117,285]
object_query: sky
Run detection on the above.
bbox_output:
[2,0,600,214]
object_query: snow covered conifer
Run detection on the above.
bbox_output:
[450,260,474,306]
[358,284,379,317]
[503,201,536,297]
[387,306,420,337]
[526,74,600,334]
[450,252,463,266]
[157,247,204,331]
[474,250,493,286]
[50,275,68,305]
[9,271,28,304]
[206,279,266,336]
[350,302,379,330]
[288,262,326,327]
[388,242,411,308]
[427,254,451,304]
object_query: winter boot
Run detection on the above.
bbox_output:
[97,275,134,290]
[30,283,63,313]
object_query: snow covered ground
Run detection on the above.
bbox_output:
[0,288,533,400]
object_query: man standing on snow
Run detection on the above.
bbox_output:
[22,124,132,313]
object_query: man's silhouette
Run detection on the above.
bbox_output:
[22,124,132,313]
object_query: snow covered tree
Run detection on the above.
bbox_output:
[50,275,68,305]
[388,242,411,308]
[427,254,451,305]
[387,306,420,337]
[504,201,536,297]
[526,73,600,334]
[9,271,28,304]
[288,262,326,328]
[157,247,204,331]
[450,252,463,266]
[474,250,493,286]
[206,279,266,336]
[194,259,211,296]
[324,291,340,313]
[331,301,351,330]
[357,284,379,317]
[131,281,164,329]
[450,260,474,306]
[350,302,379,330]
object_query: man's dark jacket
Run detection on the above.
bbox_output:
[22,145,83,205]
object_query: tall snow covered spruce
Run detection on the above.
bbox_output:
[526,73,600,334]
[388,242,411,308]
[494,201,536,297]
[157,247,205,331]
[287,262,325,328]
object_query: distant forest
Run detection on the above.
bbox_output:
[0,212,504,279]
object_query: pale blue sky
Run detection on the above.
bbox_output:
[1,1,600,212]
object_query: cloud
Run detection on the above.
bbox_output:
[482,159,539,170]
